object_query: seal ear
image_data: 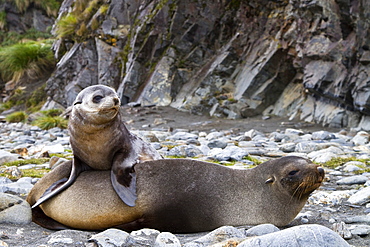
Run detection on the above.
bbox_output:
[265,177,274,184]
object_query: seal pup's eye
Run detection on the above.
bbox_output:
[288,170,299,176]
[93,95,104,103]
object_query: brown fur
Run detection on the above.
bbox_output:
[27,156,324,233]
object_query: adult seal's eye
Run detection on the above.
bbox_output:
[93,95,104,103]
[288,170,299,176]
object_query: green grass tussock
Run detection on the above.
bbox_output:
[5,111,28,123]
[0,40,55,83]
[32,115,68,130]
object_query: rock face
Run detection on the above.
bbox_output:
[45,0,370,129]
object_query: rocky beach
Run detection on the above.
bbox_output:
[0,106,370,246]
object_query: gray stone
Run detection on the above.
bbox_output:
[279,143,296,152]
[183,226,246,247]
[238,224,350,247]
[345,215,370,224]
[205,132,224,140]
[343,164,363,173]
[0,177,11,184]
[168,145,203,158]
[285,128,304,135]
[207,140,227,149]
[337,175,368,185]
[349,225,370,236]
[0,150,19,166]
[154,232,181,247]
[208,146,248,161]
[347,187,370,205]
[351,131,369,146]
[312,131,336,140]
[295,142,318,153]
[343,161,366,172]
[0,193,31,224]
[89,228,130,247]
[47,230,92,246]
[126,228,161,246]
[245,224,280,237]
[0,179,34,194]
[170,132,198,141]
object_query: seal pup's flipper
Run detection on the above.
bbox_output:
[31,158,90,208]
[111,155,137,207]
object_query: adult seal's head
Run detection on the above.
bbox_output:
[28,156,324,232]
[71,85,121,126]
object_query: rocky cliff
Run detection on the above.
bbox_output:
[45,0,370,130]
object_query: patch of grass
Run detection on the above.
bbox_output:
[26,85,48,112]
[320,157,368,169]
[2,158,50,167]
[5,111,28,123]
[55,14,79,40]
[14,0,61,17]
[32,115,68,130]
[49,153,72,159]
[0,41,55,83]
[164,155,186,159]
[40,108,64,117]
[0,10,6,30]
[21,168,51,178]
[55,0,105,41]
[245,155,264,165]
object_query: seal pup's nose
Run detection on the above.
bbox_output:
[113,98,120,106]
[317,166,325,178]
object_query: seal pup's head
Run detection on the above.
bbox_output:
[263,156,325,200]
[72,85,121,125]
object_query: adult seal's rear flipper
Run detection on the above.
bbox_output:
[31,158,90,208]
[111,158,137,207]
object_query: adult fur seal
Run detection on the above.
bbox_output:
[32,85,162,208]
[27,156,324,233]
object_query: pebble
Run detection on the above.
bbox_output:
[0,193,31,224]
[0,122,369,245]
[238,224,350,247]
[336,175,368,185]
[347,187,370,205]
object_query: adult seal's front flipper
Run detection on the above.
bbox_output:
[31,158,89,208]
[111,157,137,207]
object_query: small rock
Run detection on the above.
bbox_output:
[351,131,369,145]
[0,193,31,224]
[245,224,280,236]
[279,143,296,152]
[0,150,19,166]
[89,228,130,247]
[295,142,318,153]
[207,140,227,149]
[345,215,370,224]
[183,226,246,247]
[154,232,181,247]
[347,187,370,205]
[206,132,224,140]
[333,222,352,240]
[170,132,198,141]
[348,224,370,236]
[343,161,366,172]
[238,224,350,247]
[337,175,368,185]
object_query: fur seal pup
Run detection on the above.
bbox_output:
[27,156,324,232]
[32,85,162,208]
